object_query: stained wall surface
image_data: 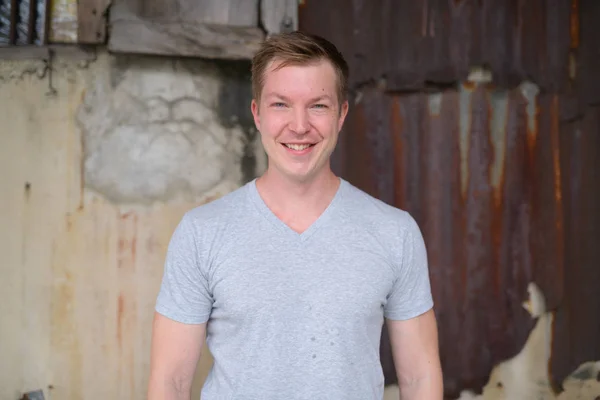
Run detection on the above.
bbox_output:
[0,49,265,400]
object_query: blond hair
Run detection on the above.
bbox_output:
[251,31,349,106]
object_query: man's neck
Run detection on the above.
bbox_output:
[255,167,340,232]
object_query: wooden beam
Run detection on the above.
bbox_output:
[141,0,259,27]
[261,0,298,35]
[108,4,264,59]
[78,0,110,43]
[0,45,49,59]
[0,44,96,60]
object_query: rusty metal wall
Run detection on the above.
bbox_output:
[299,0,599,106]
[299,0,600,397]
[334,83,600,395]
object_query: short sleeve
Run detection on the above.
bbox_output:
[155,213,213,324]
[384,214,434,320]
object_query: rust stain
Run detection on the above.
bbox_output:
[550,96,564,298]
[117,293,124,349]
[115,209,139,397]
[570,0,579,49]
[51,211,83,399]
[117,211,138,269]
[488,90,508,208]
[78,128,84,211]
[390,97,404,207]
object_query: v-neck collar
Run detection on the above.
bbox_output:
[247,177,347,243]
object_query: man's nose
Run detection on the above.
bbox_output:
[290,108,309,135]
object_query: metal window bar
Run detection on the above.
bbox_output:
[0,0,49,46]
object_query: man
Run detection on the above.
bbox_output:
[148,31,443,400]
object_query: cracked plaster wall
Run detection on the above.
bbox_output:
[78,53,265,205]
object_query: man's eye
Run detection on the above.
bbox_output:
[313,104,327,109]
[272,102,286,107]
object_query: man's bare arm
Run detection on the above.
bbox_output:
[147,312,206,400]
[386,308,443,399]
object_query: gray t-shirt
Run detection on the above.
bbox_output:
[155,178,434,400]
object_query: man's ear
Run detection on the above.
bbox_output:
[251,99,261,131]
[338,100,349,129]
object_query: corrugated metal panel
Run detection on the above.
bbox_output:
[551,105,600,384]
[333,83,600,396]
[299,0,574,94]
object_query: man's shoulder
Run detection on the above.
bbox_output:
[341,180,416,231]
[182,182,250,228]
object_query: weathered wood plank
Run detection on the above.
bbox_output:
[0,44,95,60]
[108,5,264,59]
[77,0,110,43]
[261,0,297,35]
[0,44,49,59]
[141,0,259,27]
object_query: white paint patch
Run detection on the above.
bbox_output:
[428,92,443,117]
[519,81,540,137]
[77,55,245,205]
[467,66,493,84]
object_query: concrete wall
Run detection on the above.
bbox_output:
[0,48,265,400]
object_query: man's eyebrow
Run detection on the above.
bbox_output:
[310,95,333,102]
[265,93,333,102]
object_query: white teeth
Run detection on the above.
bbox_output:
[285,143,311,151]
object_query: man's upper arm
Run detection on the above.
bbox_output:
[383,213,442,397]
[155,213,214,325]
[386,310,443,395]
[148,312,206,397]
[383,213,434,321]
[148,212,213,396]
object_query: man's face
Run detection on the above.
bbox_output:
[251,59,348,183]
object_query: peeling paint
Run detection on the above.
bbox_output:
[428,92,443,117]
[467,66,493,84]
[519,81,540,152]
[384,285,600,400]
[455,283,600,400]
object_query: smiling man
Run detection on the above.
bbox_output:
[148,31,443,400]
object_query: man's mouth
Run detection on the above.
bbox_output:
[283,143,314,151]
